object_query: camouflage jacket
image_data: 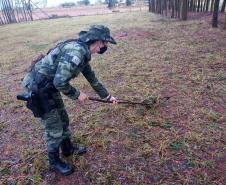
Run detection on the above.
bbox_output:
[30,40,109,100]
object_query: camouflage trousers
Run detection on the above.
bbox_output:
[22,73,71,152]
[40,92,71,152]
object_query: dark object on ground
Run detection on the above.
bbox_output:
[88,95,173,108]
[48,14,72,19]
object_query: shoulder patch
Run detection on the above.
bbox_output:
[71,55,81,66]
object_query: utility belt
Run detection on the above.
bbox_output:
[17,71,58,118]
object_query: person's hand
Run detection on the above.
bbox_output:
[109,96,118,104]
[78,91,88,102]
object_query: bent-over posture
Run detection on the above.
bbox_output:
[21,25,117,175]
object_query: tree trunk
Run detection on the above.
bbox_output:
[27,0,33,21]
[151,0,155,12]
[206,0,210,11]
[108,0,115,9]
[15,0,21,22]
[194,0,197,11]
[221,0,226,12]
[182,0,188,20]
[197,0,201,11]
[148,0,151,12]
[159,0,162,14]
[210,0,215,12]
[9,0,17,22]
[165,0,167,16]
[175,0,178,17]
[2,0,10,23]
[200,0,203,11]
[178,0,181,18]
[157,0,160,14]
[190,0,194,11]
[0,15,4,24]
[19,0,26,21]
[171,0,175,18]
[203,0,206,11]
[212,0,220,27]
[5,0,13,23]
[224,14,226,29]
[21,0,28,21]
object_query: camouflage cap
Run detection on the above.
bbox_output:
[79,25,117,44]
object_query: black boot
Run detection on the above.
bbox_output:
[61,138,87,157]
[48,149,74,176]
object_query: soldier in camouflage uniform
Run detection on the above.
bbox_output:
[22,25,117,175]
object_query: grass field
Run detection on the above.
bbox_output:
[0,11,226,184]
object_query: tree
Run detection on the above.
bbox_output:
[210,0,214,11]
[205,0,210,11]
[151,0,156,13]
[84,0,90,5]
[0,0,49,25]
[148,0,224,24]
[77,0,90,6]
[126,0,132,6]
[60,2,76,8]
[182,0,188,20]
[1,0,17,23]
[189,0,193,11]
[33,0,47,8]
[212,0,220,27]
[221,0,226,12]
[148,0,150,12]
[108,0,116,9]
[224,14,226,29]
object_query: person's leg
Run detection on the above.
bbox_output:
[52,92,87,157]
[42,108,64,152]
[41,99,74,175]
[22,74,74,175]
[52,92,71,140]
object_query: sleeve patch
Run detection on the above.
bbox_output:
[71,55,81,66]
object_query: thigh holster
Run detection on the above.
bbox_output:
[17,89,57,118]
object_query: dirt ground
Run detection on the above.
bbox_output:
[0,10,226,185]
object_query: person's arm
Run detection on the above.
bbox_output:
[53,50,82,100]
[82,64,110,99]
